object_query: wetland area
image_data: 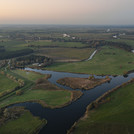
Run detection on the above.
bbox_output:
[9,68,134,134]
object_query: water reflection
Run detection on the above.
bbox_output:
[10,68,134,134]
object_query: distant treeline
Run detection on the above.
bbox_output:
[0,49,33,60]
[84,40,132,51]
[101,40,132,51]
[11,55,53,68]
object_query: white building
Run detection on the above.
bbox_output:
[113,35,117,39]
[63,34,70,38]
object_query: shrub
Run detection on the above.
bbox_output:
[36,78,44,84]
[3,108,10,118]
[0,71,5,75]
[16,90,23,96]
[105,76,110,79]
[88,75,95,80]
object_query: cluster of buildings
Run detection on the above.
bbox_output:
[63,34,76,40]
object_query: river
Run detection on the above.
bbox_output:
[10,68,134,134]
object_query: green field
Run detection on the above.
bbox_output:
[46,46,134,75]
[0,40,27,51]
[0,89,71,108]
[12,70,44,82]
[108,39,134,49]
[37,47,95,61]
[0,74,19,93]
[72,81,134,134]
[28,40,88,48]
[0,110,46,134]
[71,32,113,40]
[0,69,72,108]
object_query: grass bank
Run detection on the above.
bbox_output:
[0,74,19,94]
[69,79,134,134]
[12,69,47,82]
[0,107,46,134]
[0,69,82,108]
[0,90,72,108]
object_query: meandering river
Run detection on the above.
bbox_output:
[11,68,134,134]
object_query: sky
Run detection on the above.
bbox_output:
[0,0,134,25]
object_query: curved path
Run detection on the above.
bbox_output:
[86,50,97,61]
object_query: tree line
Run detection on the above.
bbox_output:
[0,49,33,60]
[11,55,53,68]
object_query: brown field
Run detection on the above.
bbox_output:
[57,76,111,90]
[36,47,95,61]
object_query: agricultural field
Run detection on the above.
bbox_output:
[0,26,134,134]
[12,70,45,82]
[0,74,19,94]
[28,40,88,48]
[0,108,46,134]
[0,40,27,51]
[0,89,72,108]
[37,47,95,61]
[0,69,81,108]
[72,81,134,134]
[108,39,134,49]
[46,46,134,75]
[70,32,114,40]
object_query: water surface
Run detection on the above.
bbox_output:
[11,68,134,134]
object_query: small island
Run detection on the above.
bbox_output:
[57,75,111,90]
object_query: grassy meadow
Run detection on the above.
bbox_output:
[0,89,71,108]
[0,74,19,94]
[46,46,134,75]
[0,69,73,108]
[72,81,134,134]
[0,110,46,134]
[37,47,95,61]
[12,69,44,82]
[0,40,27,51]
[28,40,88,48]
[108,39,134,49]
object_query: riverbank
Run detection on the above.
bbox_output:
[2,68,134,134]
[57,76,111,90]
[68,78,134,134]
[0,69,83,109]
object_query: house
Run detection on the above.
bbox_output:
[113,35,117,39]
[32,63,39,66]
[63,34,70,38]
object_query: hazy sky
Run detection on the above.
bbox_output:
[0,0,134,25]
